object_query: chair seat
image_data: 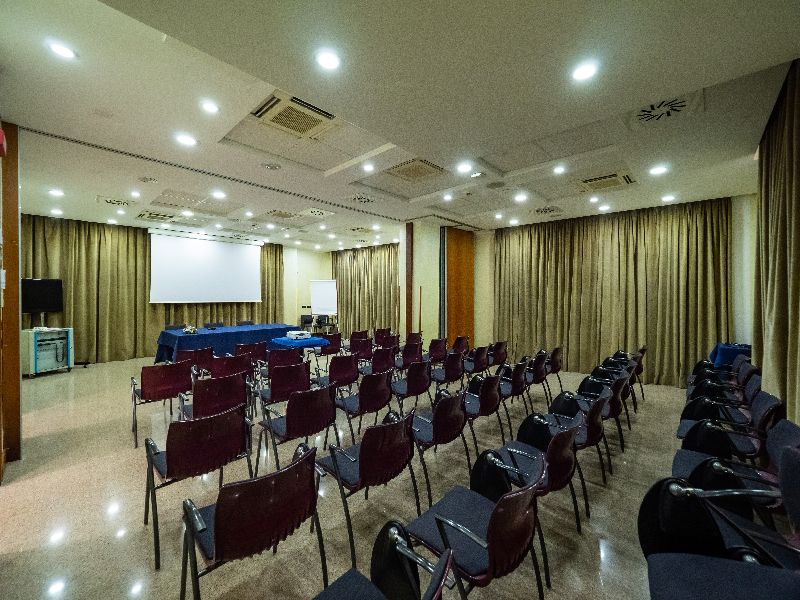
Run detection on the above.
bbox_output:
[317,446,362,490]
[576,396,611,419]
[391,379,408,396]
[431,368,446,383]
[312,375,332,387]
[730,432,757,456]
[537,414,586,446]
[181,404,194,420]
[259,416,288,439]
[463,360,475,372]
[133,388,142,400]
[406,485,494,579]
[711,506,800,569]
[499,381,513,397]
[676,419,697,439]
[671,449,714,478]
[395,358,407,369]
[358,365,374,376]
[335,393,361,414]
[412,414,434,445]
[191,503,217,563]
[258,388,272,402]
[260,368,269,379]
[464,393,480,417]
[151,451,168,479]
[496,441,547,488]
[312,568,387,600]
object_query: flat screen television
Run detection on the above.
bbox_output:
[21,279,64,314]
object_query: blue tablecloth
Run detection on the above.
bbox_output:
[155,324,294,363]
[271,336,329,349]
[709,342,752,367]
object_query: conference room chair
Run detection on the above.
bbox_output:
[392,360,433,414]
[400,332,422,353]
[589,365,632,429]
[236,320,254,326]
[349,336,374,363]
[412,389,472,507]
[300,314,314,331]
[343,329,368,353]
[687,352,750,386]
[258,361,311,406]
[313,332,342,371]
[525,351,551,408]
[174,346,215,370]
[431,351,465,392]
[500,361,530,424]
[203,321,224,329]
[486,340,507,368]
[546,344,565,393]
[180,447,328,600]
[315,315,332,333]
[234,341,268,384]
[206,353,252,379]
[463,346,489,382]
[358,346,395,377]
[335,370,394,444]
[396,342,423,378]
[381,333,401,351]
[404,472,545,600]
[312,354,359,396]
[615,344,647,403]
[131,360,194,447]
[464,374,508,453]
[576,377,626,452]
[144,403,252,570]
[603,355,640,413]
[264,347,304,381]
[254,385,339,475]
[316,411,422,569]
[449,336,469,357]
[679,374,762,433]
[165,323,187,331]
[178,372,247,421]
[374,327,391,346]
[423,338,448,365]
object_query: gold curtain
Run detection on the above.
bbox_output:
[493,198,732,387]
[332,244,399,339]
[21,215,284,363]
[753,60,800,423]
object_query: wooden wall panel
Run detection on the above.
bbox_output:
[445,228,474,347]
[405,222,413,338]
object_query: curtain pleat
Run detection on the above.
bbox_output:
[331,244,399,339]
[753,59,800,423]
[493,198,732,387]
[21,215,284,363]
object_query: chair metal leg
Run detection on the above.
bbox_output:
[602,432,613,474]
[254,428,264,477]
[460,431,472,473]
[535,513,551,588]
[346,413,357,446]
[596,443,607,484]
[568,480,582,533]
[133,402,138,448]
[630,385,639,413]
[245,452,253,478]
[407,463,422,517]
[496,411,507,446]
[556,372,563,393]
[621,396,631,430]
[544,379,553,404]
[313,511,329,588]
[183,526,201,600]
[334,473,357,569]
[219,465,224,489]
[541,383,550,409]
[417,445,433,508]
[270,429,281,472]
[357,414,363,435]
[615,417,626,452]
[521,391,531,415]
[180,529,189,600]
[468,419,480,456]
[502,399,514,441]
[575,456,590,518]
[530,533,545,600]
[637,373,646,403]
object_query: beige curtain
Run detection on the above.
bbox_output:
[21,215,284,363]
[494,198,732,387]
[753,60,800,423]
[332,244,399,339]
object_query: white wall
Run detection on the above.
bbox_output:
[411,221,440,340]
[282,247,332,326]
[730,194,756,344]
[473,230,495,347]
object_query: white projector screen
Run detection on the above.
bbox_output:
[149,234,262,303]
[310,280,338,315]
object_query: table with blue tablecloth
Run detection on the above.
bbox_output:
[271,336,329,349]
[155,324,295,363]
[709,342,752,367]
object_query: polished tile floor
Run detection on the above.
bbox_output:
[0,357,684,599]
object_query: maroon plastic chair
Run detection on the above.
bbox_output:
[374,327,391,346]
[181,447,327,599]
[312,354,359,396]
[313,332,342,371]
[255,386,339,474]
[381,334,400,351]
[464,374,509,453]
[501,361,530,418]
[208,353,252,379]
[316,411,422,569]
[405,477,545,600]
[424,338,448,365]
[391,360,433,414]
[144,403,251,570]
[350,337,374,362]
[234,341,267,383]
[358,347,395,377]
[131,360,194,447]
[264,347,303,381]
[258,361,311,406]
[546,344,564,393]
[525,351,551,407]
[179,372,247,420]
[432,351,465,391]
[165,323,186,331]
[400,332,422,353]
[336,371,394,444]
[487,340,507,367]
[464,346,489,381]
[450,336,470,357]
[396,342,423,375]
[174,347,214,373]
[577,377,626,452]
[344,330,368,353]
[412,389,472,506]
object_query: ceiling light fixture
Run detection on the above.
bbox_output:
[373,241,379,245]
[495,213,502,219]
[50,209,63,215]
[263,238,269,243]
[515,194,527,202]
[372,225,380,230]
[201,101,219,114]
[572,62,598,81]
[590,196,598,203]
[284,233,290,238]
[393,238,399,242]
[50,529,65,543]
[131,583,142,595]
[266,223,275,229]
[328,234,335,239]
[338,241,343,245]
[107,219,117,224]
[509,219,519,225]
[295,241,301,245]
[131,191,140,198]
[117,209,125,215]
[443,194,452,201]
[262,163,281,170]
[49,189,64,196]
[363,163,374,172]
[245,211,253,217]
[211,191,226,199]
[49,43,75,59]
[161,224,170,229]
[315,244,321,249]
[356,244,362,248]
[316,50,340,70]
[599,205,610,211]
[215,223,222,228]
[662,195,675,202]
[649,166,668,175]
[181,211,193,217]
[553,166,565,174]
[457,162,472,173]
[375,235,380,239]
[48,581,65,595]
[319,224,326,230]
[175,134,197,146]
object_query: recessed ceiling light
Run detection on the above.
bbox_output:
[50,529,65,543]
[201,101,219,114]
[317,50,340,70]
[363,163,374,172]
[590,197,598,203]
[356,244,362,248]
[457,162,472,173]
[161,224,170,229]
[662,195,675,202]
[509,219,519,225]
[315,244,321,249]
[443,194,453,201]
[495,213,502,219]
[245,211,253,217]
[107,502,119,515]
[131,583,142,595]
[49,189,64,196]
[211,190,226,199]
[117,209,125,215]
[375,235,380,239]
[372,225,380,230]
[116,529,126,538]
[215,223,222,228]
[48,580,65,595]
[107,219,117,224]
[266,223,275,229]
[328,234,335,239]
[50,209,63,215]
[49,43,75,59]
[181,211,193,217]
[373,241,379,245]
[470,172,483,178]
[515,194,527,202]
[599,205,610,211]
[572,62,598,81]
[263,238,269,243]
[338,241,343,245]
[553,166,565,174]
[131,191,140,198]
[319,224,326,230]
[284,234,291,239]
[649,166,668,175]
[294,240,301,245]
[175,134,197,147]
[393,238,399,242]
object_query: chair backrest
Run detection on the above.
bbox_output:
[469,346,489,372]
[351,330,368,341]
[452,336,469,356]
[300,314,314,327]
[779,446,800,526]
[316,315,329,326]
[328,354,359,388]
[204,322,224,328]
[582,393,608,447]
[174,347,215,373]
[284,386,337,439]
[478,374,502,416]
[766,419,800,471]
[749,391,784,432]
[268,348,303,379]
[405,332,422,346]
[358,411,416,488]
[542,427,578,493]
[737,362,760,387]
[483,481,539,583]
[192,372,248,419]
[375,328,391,345]
[509,361,527,395]
[401,342,423,369]
[213,447,319,562]
[430,390,468,446]
[237,320,254,327]
[165,403,248,479]
[406,361,432,396]
[210,353,252,379]
[420,549,455,600]
[548,345,564,375]
[427,338,448,362]
[356,371,393,415]
[269,362,311,404]
[235,341,268,364]
[165,323,186,331]
[382,334,400,350]
[442,351,464,382]
[490,341,507,364]
[351,337,374,361]
[140,360,194,401]
[731,353,751,375]
[318,332,342,355]
[526,351,548,384]
[743,374,762,405]
[371,348,396,373]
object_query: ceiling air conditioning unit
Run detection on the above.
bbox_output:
[252,91,337,139]
[578,169,636,192]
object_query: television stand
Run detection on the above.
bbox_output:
[20,328,74,377]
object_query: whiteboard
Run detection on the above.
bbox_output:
[310,280,338,315]
[149,234,262,303]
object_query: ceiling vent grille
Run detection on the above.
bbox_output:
[485,181,505,189]
[263,209,298,220]
[252,91,337,138]
[350,227,372,234]
[151,189,207,211]
[345,193,377,204]
[386,158,445,182]
[297,207,334,218]
[534,205,563,215]
[136,210,175,222]
[578,170,636,192]
[96,195,135,207]
[626,89,705,129]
